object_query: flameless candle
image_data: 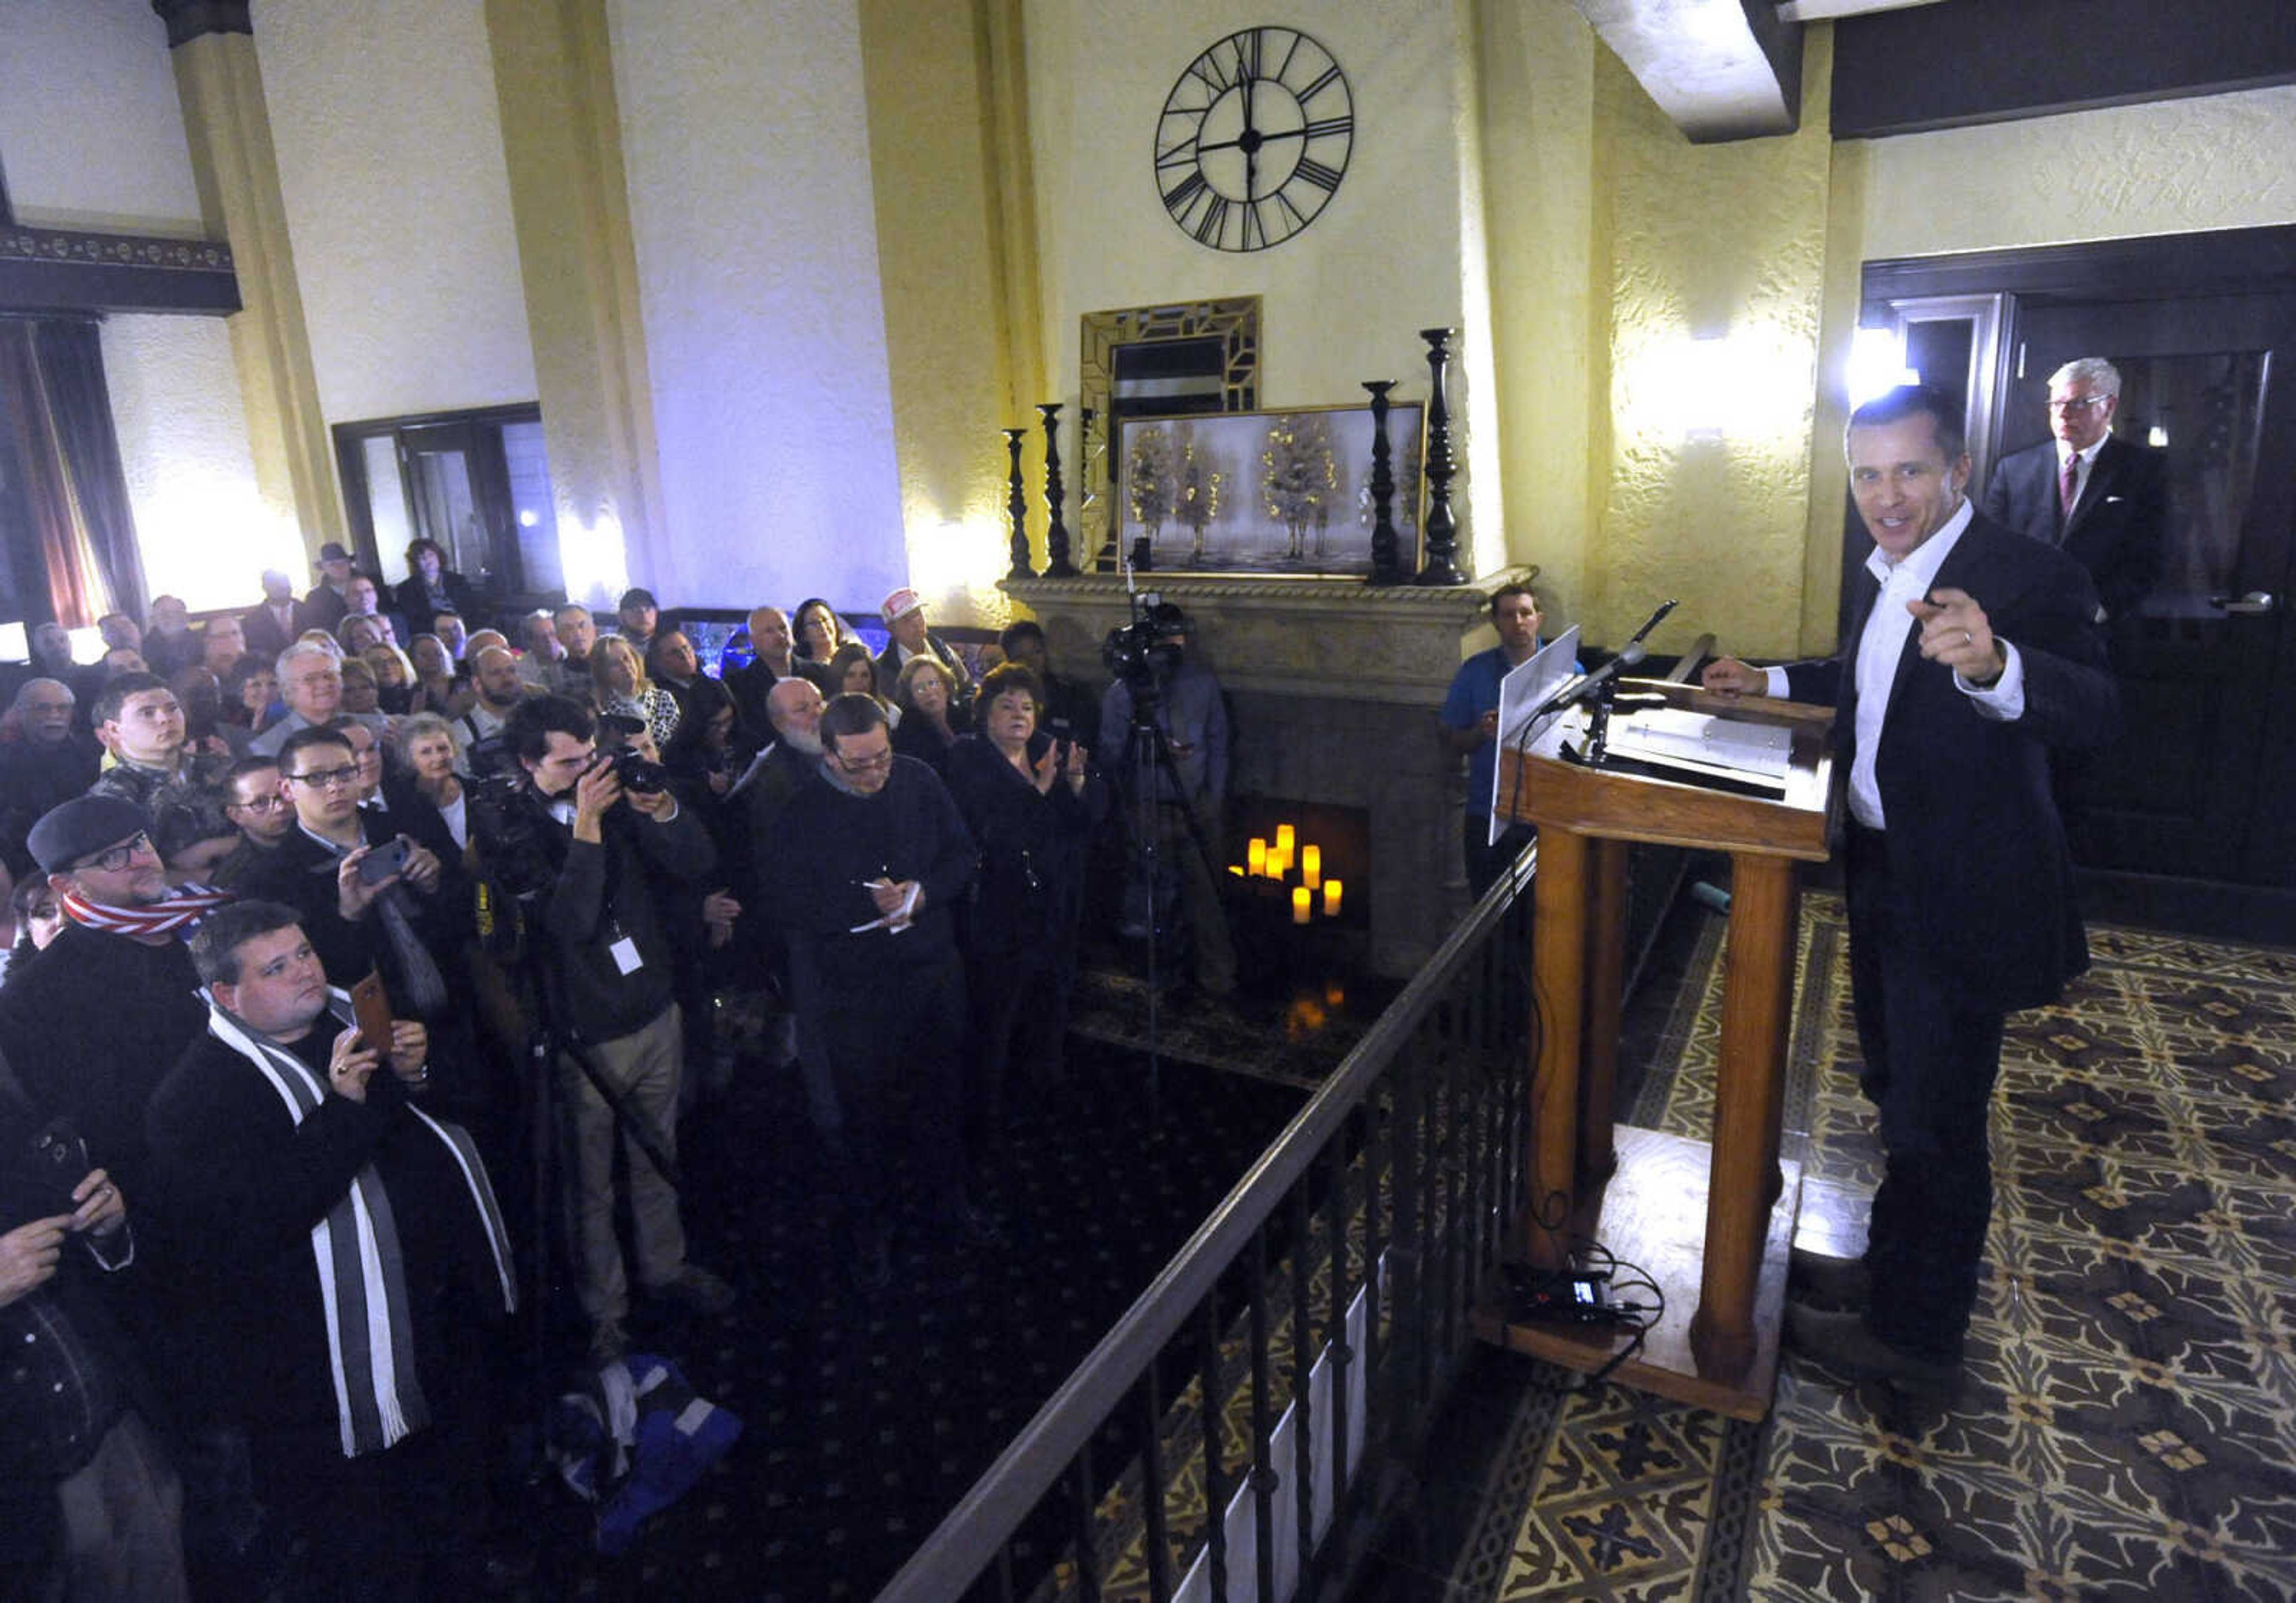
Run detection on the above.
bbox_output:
[1275,824,1296,857]
[1248,838,1267,876]
[1292,886,1312,925]
[1228,864,1244,877]
[1323,879,1342,917]
[1301,845,1322,890]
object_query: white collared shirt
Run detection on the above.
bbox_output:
[1765,499,2025,830]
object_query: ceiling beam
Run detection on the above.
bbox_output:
[1575,0,1803,143]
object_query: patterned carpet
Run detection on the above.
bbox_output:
[499,1023,1310,1602]
[1419,893,2296,1602]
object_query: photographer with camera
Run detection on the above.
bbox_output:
[1099,602,1237,998]
[494,695,732,1363]
[1,1046,186,1602]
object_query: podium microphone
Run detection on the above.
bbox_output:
[1625,597,1679,649]
[1528,639,1650,722]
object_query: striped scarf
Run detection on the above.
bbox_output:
[204,993,517,1457]
[60,884,233,939]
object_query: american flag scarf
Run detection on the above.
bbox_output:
[59,884,233,939]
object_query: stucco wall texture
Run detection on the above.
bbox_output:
[1590,33,1832,656]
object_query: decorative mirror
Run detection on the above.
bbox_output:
[1079,297,1260,570]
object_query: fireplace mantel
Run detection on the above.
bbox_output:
[1002,567,1536,708]
[1006,566,1539,977]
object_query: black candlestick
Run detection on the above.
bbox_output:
[1039,403,1073,576]
[1003,428,1031,578]
[1048,408,1084,576]
[1415,328,1465,585]
[1364,380,1402,585]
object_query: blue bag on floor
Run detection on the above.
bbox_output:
[549,1352,744,1555]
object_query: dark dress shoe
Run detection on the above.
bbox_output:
[1787,1305,1962,1394]
[1788,1248,1871,1311]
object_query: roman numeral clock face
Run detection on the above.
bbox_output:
[1155,27,1354,252]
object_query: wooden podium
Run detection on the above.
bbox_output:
[1474,680,1836,1420]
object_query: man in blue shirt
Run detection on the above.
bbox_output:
[1439,583,1555,896]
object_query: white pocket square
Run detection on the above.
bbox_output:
[2105,495,2125,503]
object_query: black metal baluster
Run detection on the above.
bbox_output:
[1199,1292,1231,1603]
[1290,1183,1315,1585]
[1073,1441,1101,1603]
[1363,1076,1388,1437]
[1322,1141,1354,1509]
[1393,1037,1425,1422]
[1445,990,1468,1357]
[1142,1369,1173,1603]
[1247,1232,1277,1602]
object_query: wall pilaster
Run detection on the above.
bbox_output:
[157,0,346,555]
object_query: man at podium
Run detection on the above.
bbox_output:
[1702,384,2118,1393]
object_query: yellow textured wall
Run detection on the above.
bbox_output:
[1587,28,1833,658]
[857,0,1042,631]
[1474,0,1602,632]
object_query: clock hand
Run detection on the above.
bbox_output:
[1196,122,1314,158]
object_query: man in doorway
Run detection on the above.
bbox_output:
[1702,384,2118,1393]
[1980,356,2169,625]
[1438,582,1564,897]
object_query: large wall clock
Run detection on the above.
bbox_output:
[1155,26,1354,253]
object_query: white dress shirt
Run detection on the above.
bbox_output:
[1765,499,2025,830]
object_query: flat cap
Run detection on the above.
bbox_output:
[28,795,153,874]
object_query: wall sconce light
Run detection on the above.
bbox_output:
[1681,334,1732,441]
[1848,325,1922,408]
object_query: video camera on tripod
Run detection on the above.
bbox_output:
[1101,593,1189,701]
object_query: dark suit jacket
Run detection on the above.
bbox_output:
[294,584,348,637]
[242,600,301,658]
[1784,514,2119,1013]
[392,572,481,641]
[873,634,974,704]
[722,659,782,746]
[1979,433,2167,623]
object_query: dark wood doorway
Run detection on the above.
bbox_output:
[1864,228,2296,933]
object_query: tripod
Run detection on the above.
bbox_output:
[1115,674,1225,1122]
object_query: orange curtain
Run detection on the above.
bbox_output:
[0,318,142,629]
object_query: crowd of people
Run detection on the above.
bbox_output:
[0,546,1235,1599]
